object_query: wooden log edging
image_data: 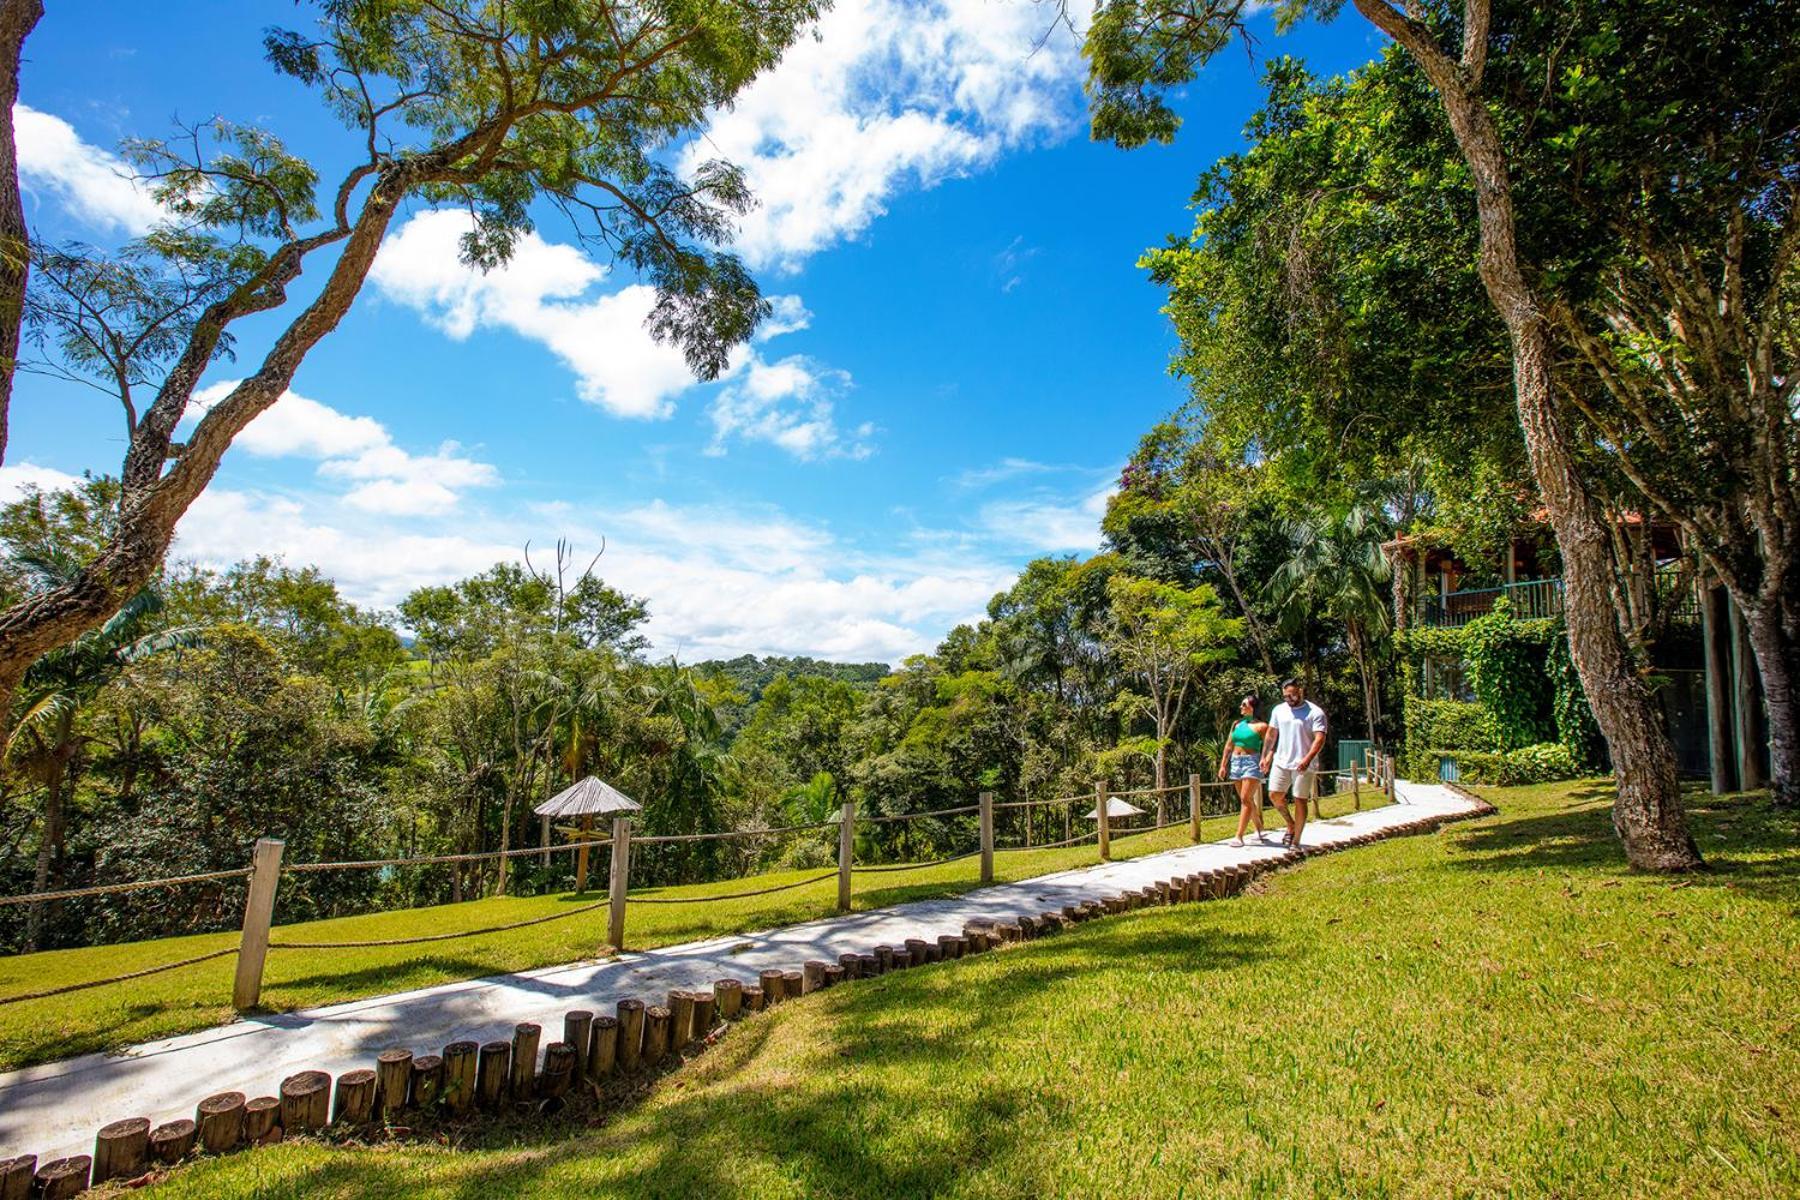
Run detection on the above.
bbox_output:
[22,789,1495,1196]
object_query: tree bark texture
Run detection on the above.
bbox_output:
[1353,0,1700,869]
[0,0,43,467]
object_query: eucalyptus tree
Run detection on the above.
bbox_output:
[0,0,40,461]
[1072,0,1720,863]
[0,0,819,718]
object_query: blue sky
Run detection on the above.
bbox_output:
[8,1,1383,663]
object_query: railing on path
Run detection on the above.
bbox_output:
[0,756,1403,1012]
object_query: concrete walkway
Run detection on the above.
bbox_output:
[1,781,1476,1165]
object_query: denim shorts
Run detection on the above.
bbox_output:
[1228,753,1265,781]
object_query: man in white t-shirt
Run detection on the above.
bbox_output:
[1260,678,1328,847]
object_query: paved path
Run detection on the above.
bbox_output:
[1,781,1475,1164]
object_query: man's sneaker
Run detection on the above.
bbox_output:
[1229,837,1245,848]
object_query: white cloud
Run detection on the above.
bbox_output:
[686,0,1093,272]
[755,294,813,341]
[708,353,872,460]
[13,105,162,234]
[0,462,87,503]
[978,481,1116,553]
[167,486,1010,663]
[187,381,499,515]
[370,210,703,420]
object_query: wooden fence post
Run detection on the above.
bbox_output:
[837,799,855,913]
[1352,762,1362,811]
[978,791,994,884]
[1095,780,1110,861]
[232,837,284,1011]
[608,816,631,951]
[1188,773,1202,843]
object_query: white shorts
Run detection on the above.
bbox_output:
[1268,764,1318,800]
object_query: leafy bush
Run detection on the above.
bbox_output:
[1463,601,1557,749]
[1438,742,1582,786]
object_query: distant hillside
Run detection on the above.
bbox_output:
[696,654,890,737]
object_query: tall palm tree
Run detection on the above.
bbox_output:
[8,583,196,948]
[1267,498,1392,743]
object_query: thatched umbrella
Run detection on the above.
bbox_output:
[1084,796,1146,821]
[535,776,641,891]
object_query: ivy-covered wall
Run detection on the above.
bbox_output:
[1397,601,1603,784]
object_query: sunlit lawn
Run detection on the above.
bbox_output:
[0,794,1377,1070]
[152,778,1800,1198]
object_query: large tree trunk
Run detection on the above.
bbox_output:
[1354,0,1699,869]
[0,0,42,467]
[1742,600,1798,807]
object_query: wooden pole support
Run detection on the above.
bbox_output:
[1189,773,1203,843]
[802,960,828,993]
[279,1071,330,1132]
[743,984,765,1012]
[692,990,716,1039]
[476,1042,511,1109]
[150,1120,197,1164]
[510,1023,541,1098]
[377,1049,413,1117]
[540,1042,577,1099]
[608,816,632,950]
[904,937,930,965]
[874,945,895,972]
[669,991,696,1050]
[616,999,646,1072]
[232,837,285,1011]
[836,952,859,980]
[1352,762,1362,810]
[93,1117,150,1184]
[332,1069,378,1125]
[411,1055,443,1109]
[761,967,788,1000]
[837,799,855,913]
[1095,780,1110,860]
[588,1016,619,1078]
[195,1093,245,1154]
[714,978,744,1020]
[643,1005,671,1062]
[442,1041,479,1113]
[32,1158,89,1200]
[242,1097,280,1145]
[0,1156,34,1200]
[563,1011,594,1084]
[979,790,995,884]
[782,969,804,998]
[575,812,594,893]
[937,934,960,960]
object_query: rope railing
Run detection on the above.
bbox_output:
[269,898,612,950]
[851,846,983,874]
[0,866,254,907]
[283,843,586,874]
[2,763,1404,1015]
[628,870,838,905]
[0,946,238,1007]
[856,803,980,825]
[633,819,838,846]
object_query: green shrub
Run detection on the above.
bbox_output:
[1436,742,1582,786]
[1463,602,1557,749]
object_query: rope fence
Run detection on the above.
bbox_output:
[0,754,1404,1014]
[628,870,839,905]
[0,867,253,907]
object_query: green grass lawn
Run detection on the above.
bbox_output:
[143,779,1799,1199]
[0,797,1371,1071]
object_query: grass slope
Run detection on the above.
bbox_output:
[147,780,1799,1199]
[0,800,1366,1071]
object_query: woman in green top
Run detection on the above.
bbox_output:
[1216,695,1271,846]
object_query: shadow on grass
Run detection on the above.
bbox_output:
[184,922,1274,1200]
[1447,784,1800,904]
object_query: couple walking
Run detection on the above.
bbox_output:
[1216,679,1327,849]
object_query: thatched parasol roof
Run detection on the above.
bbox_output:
[1084,796,1146,820]
[534,775,642,819]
